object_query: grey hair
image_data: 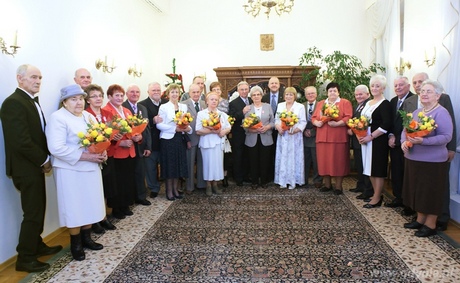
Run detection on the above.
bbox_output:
[394,75,410,85]
[237,81,249,89]
[16,64,30,76]
[421,80,444,94]
[413,72,429,81]
[148,82,161,89]
[369,74,387,88]
[126,84,140,91]
[249,85,263,96]
[355,84,369,93]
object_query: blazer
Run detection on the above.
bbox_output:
[102,102,136,159]
[0,88,49,176]
[156,101,192,139]
[350,98,370,149]
[138,97,165,152]
[403,93,457,152]
[228,96,253,142]
[85,107,112,124]
[303,100,319,147]
[181,98,207,146]
[244,103,274,147]
[122,100,152,154]
[389,92,414,146]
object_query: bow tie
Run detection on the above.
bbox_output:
[33,96,39,103]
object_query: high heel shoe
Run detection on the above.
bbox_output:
[174,193,183,199]
[222,176,229,188]
[363,197,383,208]
[166,195,175,201]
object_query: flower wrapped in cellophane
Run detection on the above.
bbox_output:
[399,110,437,147]
[126,113,148,137]
[77,121,113,153]
[173,111,193,129]
[347,115,370,138]
[321,103,339,122]
[201,111,221,130]
[109,115,132,138]
[242,113,262,129]
[278,110,299,131]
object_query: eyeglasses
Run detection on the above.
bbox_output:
[420,90,436,95]
[88,94,104,99]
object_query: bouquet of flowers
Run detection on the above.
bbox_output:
[347,115,370,138]
[109,115,132,138]
[201,111,221,130]
[126,113,148,137]
[278,110,299,131]
[242,113,262,129]
[399,110,437,147]
[227,115,236,126]
[321,103,339,122]
[173,111,193,129]
[77,121,113,153]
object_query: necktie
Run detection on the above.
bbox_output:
[195,102,200,113]
[132,104,137,114]
[32,96,45,131]
[397,99,403,111]
[33,96,39,103]
[244,98,249,105]
[308,103,313,121]
[271,94,277,113]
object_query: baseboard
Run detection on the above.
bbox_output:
[0,227,68,272]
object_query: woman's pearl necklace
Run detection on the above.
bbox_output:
[423,103,438,113]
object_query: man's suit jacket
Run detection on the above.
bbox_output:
[229,96,253,144]
[0,88,48,176]
[350,98,370,149]
[403,93,457,152]
[244,103,274,147]
[122,100,152,155]
[262,90,285,114]
[139,97,165,152]
[181,98,207,147]
[303,101,320,148]
[390,92,414,146]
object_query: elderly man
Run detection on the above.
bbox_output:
[139,82,165,198]
[180,75,206,102]
[386,76,413,212]
[122,84,152,206]
[0,64,62,272]
[181,84,207,193]
[74,68,92,89]
[228,81,252,186]
[403,72,457,230]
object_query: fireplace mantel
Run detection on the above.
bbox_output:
[213,65,318,95]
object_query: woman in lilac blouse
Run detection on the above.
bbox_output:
[401,80,453,237]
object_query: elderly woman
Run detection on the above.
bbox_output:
[244,86,274,189]
[312,82,353,194]
[85,84,116,232]
[196,92,231,195]
[102,84,142,219]
[402,80,453,237]
[359,75,392,208]
[157,83,192,200]
[274,87,307,189]
[46,84,106,261]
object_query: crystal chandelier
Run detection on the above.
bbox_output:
[243,0,294,19]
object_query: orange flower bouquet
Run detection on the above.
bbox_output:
[201,111,221,130]
[242,113,262,129]
[126,113,148,137]
[347,115,370,138]
[78,121,113,154]
[278,110,299,131]
[321,103,339,122]
[400,110,437,147]
[109,115,132,139]
[173,111,193,129]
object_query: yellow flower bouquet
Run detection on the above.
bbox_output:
[242,113,262,129]
[321,103,339,122]
[227,115,236,126]
[109,115,132,138]
[77,121,113,153]
[126,113,148,137]
[278,110,299,131]
[346,115,370,138]
[173,111,193,129]
[399,110,437,147]
[201,111,221,130]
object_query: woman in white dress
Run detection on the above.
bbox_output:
[46,84,107,261]
[274,87,307,189]
[196,92,231,196]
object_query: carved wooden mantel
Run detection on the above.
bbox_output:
[213,65,318,95]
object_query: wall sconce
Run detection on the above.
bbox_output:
[424,48,436,67]
[95,56,116,73]
[1,31,20,57]
[395,60,411,75]
[128,65,142,77]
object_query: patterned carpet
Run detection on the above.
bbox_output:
[104,184,420,282]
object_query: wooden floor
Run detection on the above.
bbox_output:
[1,185,460,283]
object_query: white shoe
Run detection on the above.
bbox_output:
[280,185,287,189]
[288,185,296,190]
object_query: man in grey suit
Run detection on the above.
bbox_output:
[180,75,206,102]
[182,84,207,193]
[403,72,457,230]
[302,86,322,188]
[123,84,152,206]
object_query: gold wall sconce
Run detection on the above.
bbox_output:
[128,65,142,77]
[1,31,20,57]
[95,56,116,73]
[424,48,436,67]
[395,60,411,75]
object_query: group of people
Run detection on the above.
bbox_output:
[0,64,456,272]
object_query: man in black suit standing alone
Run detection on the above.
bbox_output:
[0,64,62,272]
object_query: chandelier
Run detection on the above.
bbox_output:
[243,0,294,19]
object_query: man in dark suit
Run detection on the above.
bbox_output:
[139,82,165,198]
[386,76,413,211]
[181,84,207,193]
[229,81,252,186]
[302,86,322,188]
[0,64,62,272]
[123,84,152,206]
[261,77,285,181]
[404,72,457,230]
[348,85,373,199]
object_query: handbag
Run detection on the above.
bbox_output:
[223,136,232,153]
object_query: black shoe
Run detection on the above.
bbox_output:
[415,225,437,237]
[37,244,63,257]
[404,221,423,229]
[166,195,175,201]
[81,229,103,250]
[319,186,332,192]
[223,177,229,188]
[112,210,125,219]
[135,199,151,206]
[356,193,372,200]
[236,182,243,187]
[150,191,158,198]
[401,207,416,216]
[91,222,105,234]
[384,199,404,208]
[436,221,448,231]
[349,187,363,193]
[174,194,183,199]
[16,259,50,272]
[122,207,133,216]
[100,219,116,230]
[363,197,383,208]
[333,189,343,195]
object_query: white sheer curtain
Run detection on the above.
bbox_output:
[367,0,400,99]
